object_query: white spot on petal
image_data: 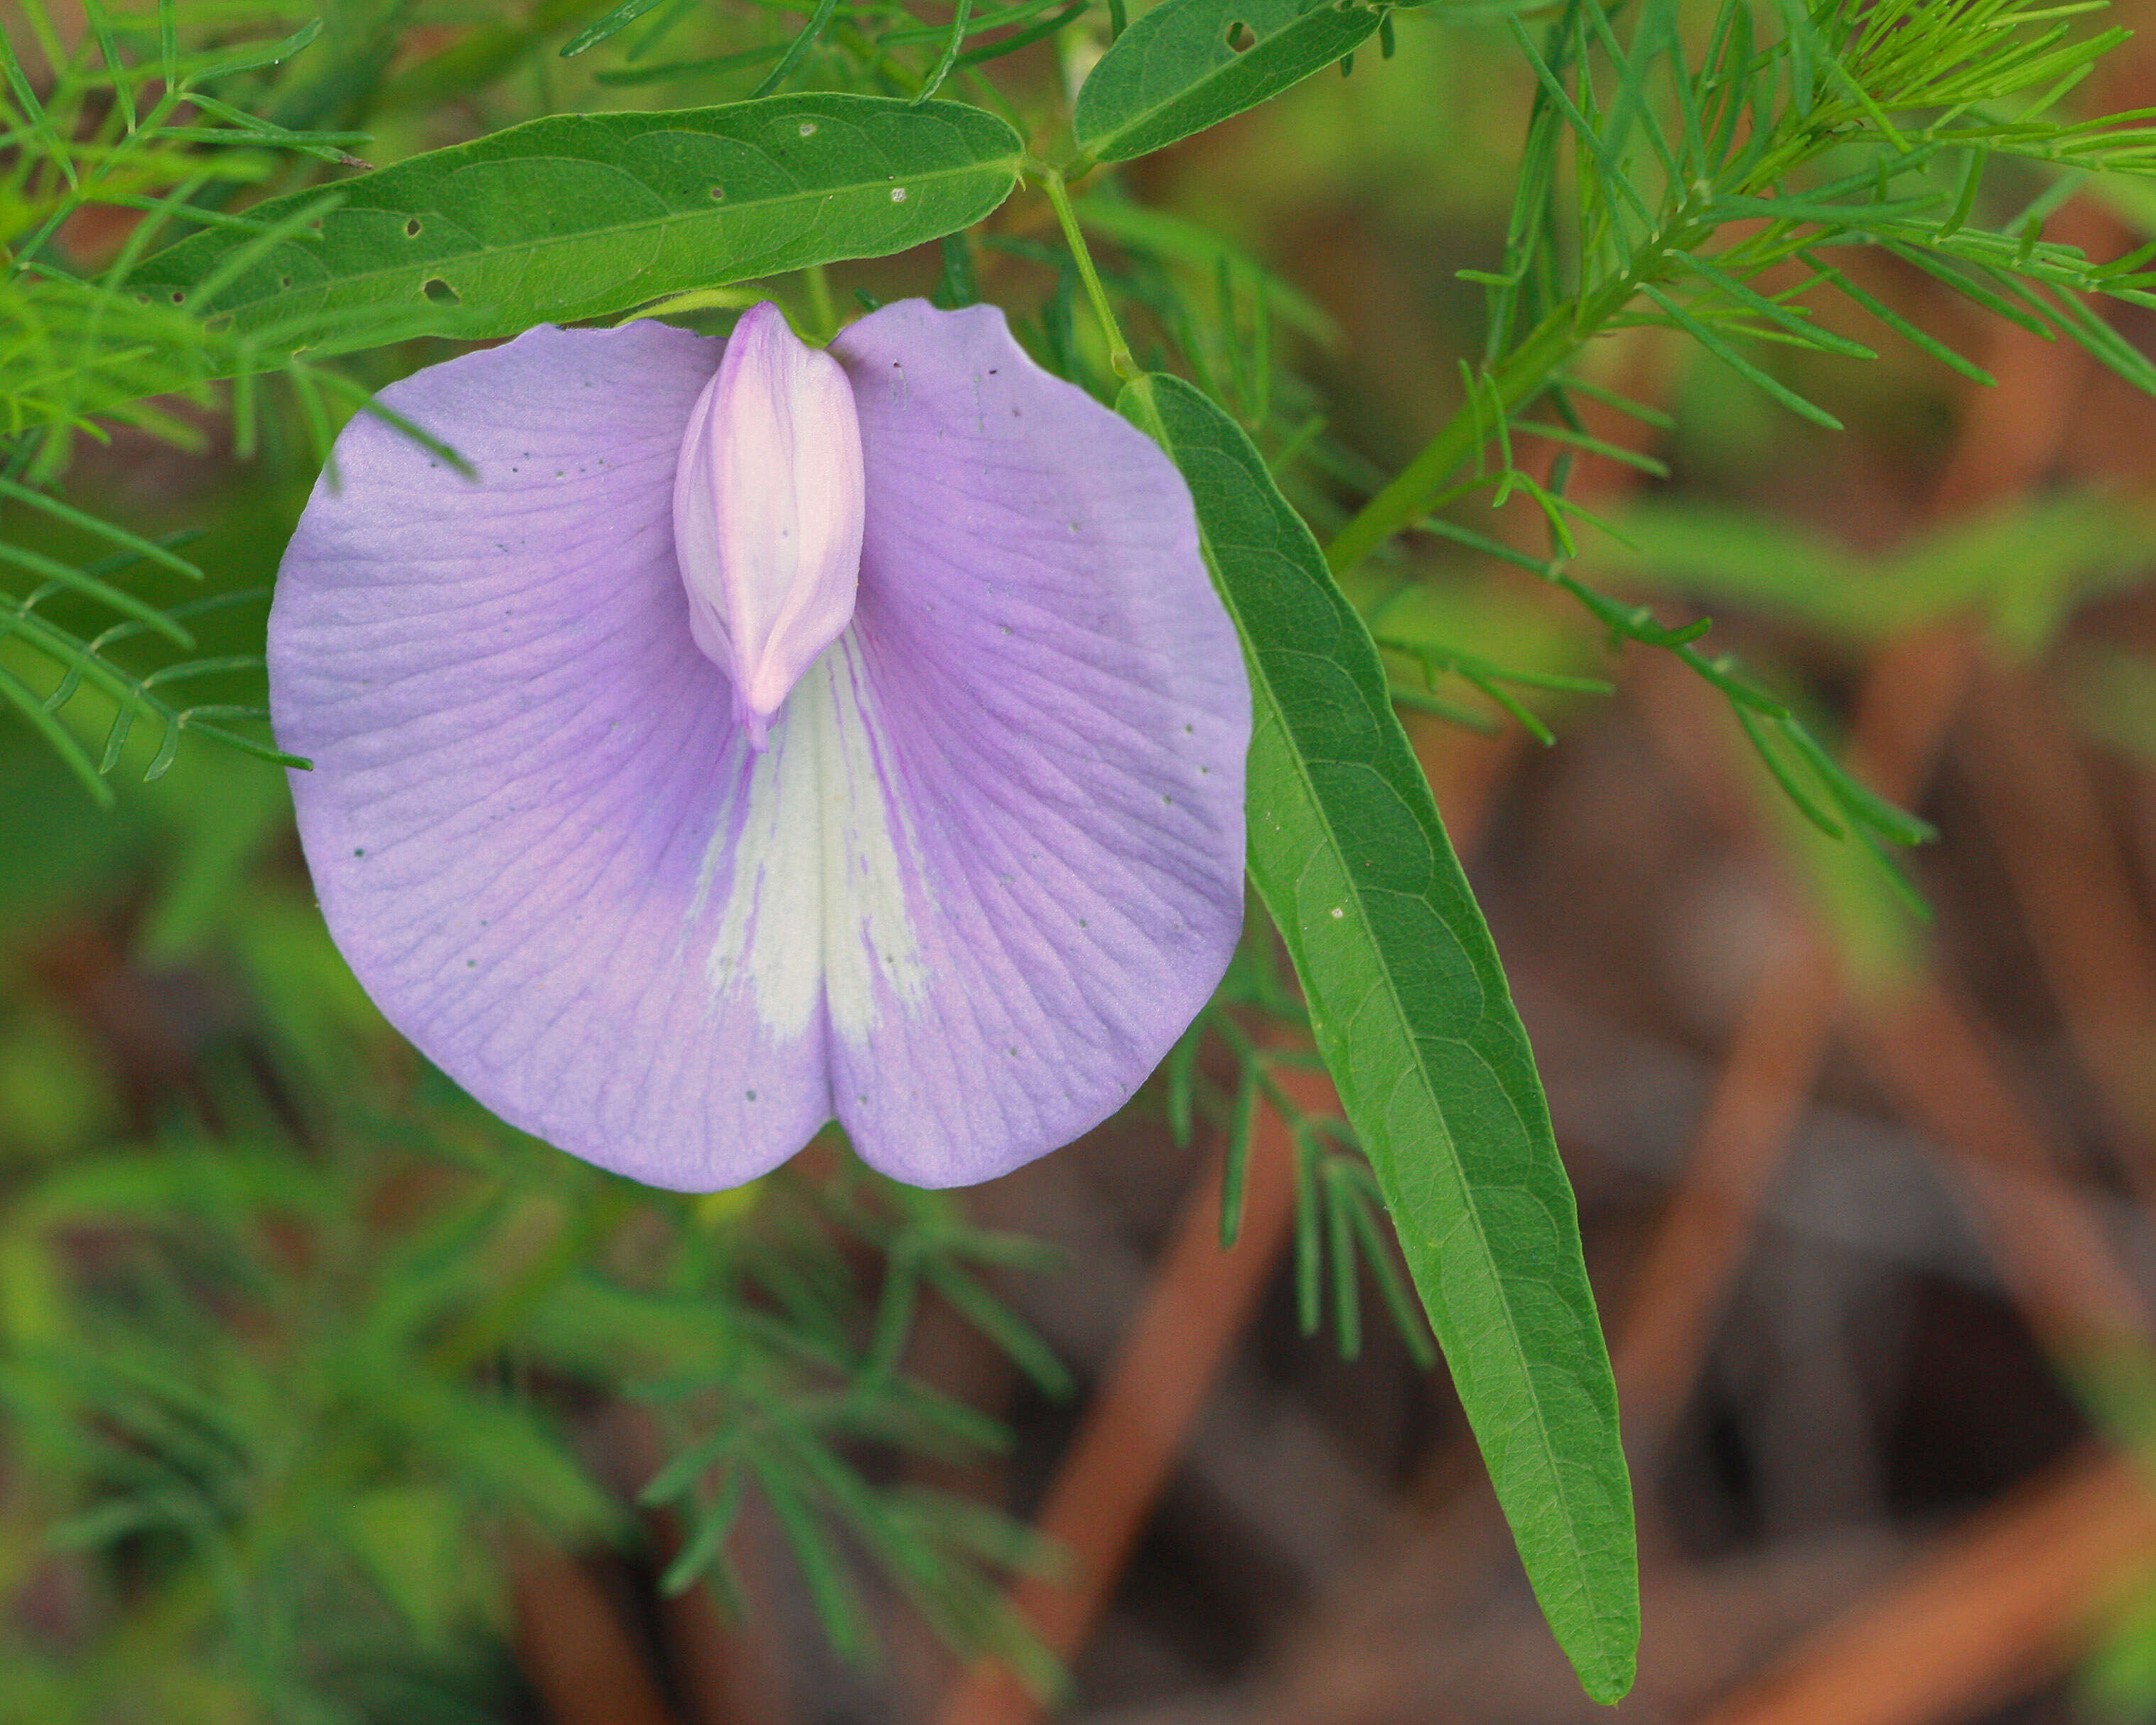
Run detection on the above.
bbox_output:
[696,633,928,1043]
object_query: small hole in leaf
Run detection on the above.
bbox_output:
[404,217,421,237]
[1225,19,1251,48]
[710,185,726,200]
[279,276,293,288]
[169,290,185,303]
[423,277,460,305]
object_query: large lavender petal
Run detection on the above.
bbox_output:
[825,301,1249,1186]
[270,321,836,1189]
[275,306,1247,1193]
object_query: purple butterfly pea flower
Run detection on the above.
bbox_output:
[269,297,1251,1191]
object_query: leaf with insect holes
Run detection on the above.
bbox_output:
[131,96,1021,353]
[1075,0,1386,163]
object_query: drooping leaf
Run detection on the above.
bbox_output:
[1074,0,1384,164]
[1119,370,1638,1705]
[132,95,1023,352]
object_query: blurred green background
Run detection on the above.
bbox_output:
[14,2,2156,1722]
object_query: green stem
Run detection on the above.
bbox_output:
[1323,263,1664,575]
[1037,163,1136,380]
[803,262,838,342]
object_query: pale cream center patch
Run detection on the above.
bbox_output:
[696,630,930,1042]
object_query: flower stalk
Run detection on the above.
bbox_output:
[1037,162,1137,382]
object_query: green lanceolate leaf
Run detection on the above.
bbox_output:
[1120,371,1638,1705]
[132,95,1023,352]
[1074,0,1384,163]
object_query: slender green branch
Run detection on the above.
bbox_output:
[1325,265,1656,574]
[1035,163,1136,381]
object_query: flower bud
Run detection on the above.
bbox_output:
[672,301,866,748]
